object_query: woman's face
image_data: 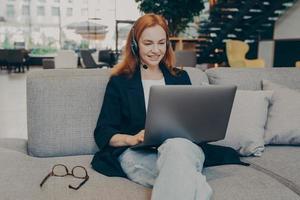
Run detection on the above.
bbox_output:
[138,25,167,68]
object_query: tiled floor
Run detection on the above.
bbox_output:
[0,67,43,139]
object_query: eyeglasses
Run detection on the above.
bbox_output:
[40,164,89,190]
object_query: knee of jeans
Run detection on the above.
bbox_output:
[159,138,205,162]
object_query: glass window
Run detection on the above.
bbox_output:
[52,7,60,16]
[0,0,141,53]
[81,8,88,16]
[37,6,45,16]
[6,5,15,17]
[67,8,72,17]
[22,5,30,16]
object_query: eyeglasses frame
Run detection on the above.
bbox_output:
[40,164,89,190]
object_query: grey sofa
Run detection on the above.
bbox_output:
[0,67,299,200]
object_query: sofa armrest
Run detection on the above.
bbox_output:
[0,138,28,155]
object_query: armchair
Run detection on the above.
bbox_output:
[226,40,265,68]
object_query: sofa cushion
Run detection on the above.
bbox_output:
[184,67,209,85]
[0,149,151,200]
[262,80,300,145]
[204,164,300,200]
[206,67,300,91]
[211,90,273,156]
[27,69,110,157]
[27,68,208,157]
[244,146,300,196]
[1,141,299,200]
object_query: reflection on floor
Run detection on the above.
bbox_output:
[0,67,43,139]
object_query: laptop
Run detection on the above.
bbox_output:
[131,85,237,149]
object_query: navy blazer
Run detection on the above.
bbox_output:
[91,64,248,178]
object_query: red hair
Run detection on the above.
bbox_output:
[111,13,176,77]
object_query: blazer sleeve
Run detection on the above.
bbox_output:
[94,77,122,150]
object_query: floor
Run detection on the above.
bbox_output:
[0,67,42,139]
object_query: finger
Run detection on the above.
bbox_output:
[139,134,144,142]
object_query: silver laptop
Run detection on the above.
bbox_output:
[131,85,237,149]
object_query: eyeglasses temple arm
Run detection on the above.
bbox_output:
[40,172,52,187]
[68,176,89,190]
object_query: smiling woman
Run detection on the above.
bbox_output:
[92,13,214,200]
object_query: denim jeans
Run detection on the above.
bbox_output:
[118,138,213,200]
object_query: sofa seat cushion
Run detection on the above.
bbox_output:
[204,164,300,200]
[0,148,151,200]
[1,140,299,200]
[244,146,300,194]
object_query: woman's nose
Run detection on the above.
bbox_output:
[151,44,160,53]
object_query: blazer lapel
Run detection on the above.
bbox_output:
[127,67,146,125]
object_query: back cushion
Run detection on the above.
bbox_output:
[27,67,208,157]
[27,69,110,157]
[206,67,300,91]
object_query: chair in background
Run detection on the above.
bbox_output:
[174,50,197,68]
[226,40,265,68]
[296,61,300,68]
[0,49,8,70]
[80,50,109,68]
[6,49,25,73]
[98,50,116,67]
[54,50,78,69]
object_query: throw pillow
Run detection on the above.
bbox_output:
[262,80,300,145]
[211,90,273,156]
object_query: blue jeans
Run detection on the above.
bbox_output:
[118,138,213,200]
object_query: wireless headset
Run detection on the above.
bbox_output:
[130,26,139,58]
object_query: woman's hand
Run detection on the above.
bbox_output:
[109,130,145,147]
[126,130,145,146]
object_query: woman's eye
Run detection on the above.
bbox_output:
[144,43,152,45]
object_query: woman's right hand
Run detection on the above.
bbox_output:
[126,130,145,146]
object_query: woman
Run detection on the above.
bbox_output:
[92,13,247,200]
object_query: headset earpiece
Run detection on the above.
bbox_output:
[130,27,139,57]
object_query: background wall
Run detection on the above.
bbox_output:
[258,0,300,67]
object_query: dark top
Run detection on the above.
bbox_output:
[91,64,248,178]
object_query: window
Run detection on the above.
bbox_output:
[37,6,45,16]
[54,0,60,2]
[6,4,15,17]
[52,7,60,16]
[67,8,72,17]
[23,0,30,2]
[68,0,73,3]
[38,0,46,2]
[81,8,88,16]
[22,5,30,16]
